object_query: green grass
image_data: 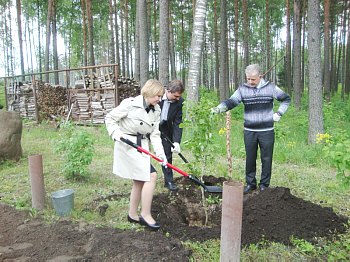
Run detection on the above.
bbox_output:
[1,92,350,260]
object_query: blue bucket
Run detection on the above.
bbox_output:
[51,189,74,216]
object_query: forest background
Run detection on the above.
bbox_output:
[0,0,349,174]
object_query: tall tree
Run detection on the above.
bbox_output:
[159,0,169,86]
[242,0,249,68]
[233,0,239,89]
[44,0,54,82]
[51,0,59,84]
[213,0,219,90]
[124,0,130,77]
[323,0,331,101]
[187,0,208,103]
[16,0,25,81]
[285,0,292,94]
[138,0,149,87]
[293,0,303,110]
[108,0,116,64]
[219,0,229,101]
[307,0,324,144]
[85,0,95,68]
[265,0,271,80]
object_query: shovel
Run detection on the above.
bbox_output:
[120,137,222,193]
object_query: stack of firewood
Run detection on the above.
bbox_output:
[36,81,67,120]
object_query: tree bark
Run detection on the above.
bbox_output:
[219,0,229,101]
[16,0,25,81]
[307,0,324,144]
[44,0,53,83]
[138,0,149,87]
[285,0,292,94]
[159,0,169,86]
[187,0,208,103]
[293,0,302,110]
[323,0,331,101]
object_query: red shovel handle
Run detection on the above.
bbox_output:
[120,137,189,177]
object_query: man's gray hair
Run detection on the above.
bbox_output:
[245,64,261,76]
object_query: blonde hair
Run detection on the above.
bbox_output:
[141,79,165,98]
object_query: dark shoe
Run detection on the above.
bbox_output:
[259,184,267,191]
[165,181,178,191]
[243,185,257,194]
[127,214,140,224]
[139,216,160,231]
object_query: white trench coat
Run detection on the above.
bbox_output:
[105,95,165,181]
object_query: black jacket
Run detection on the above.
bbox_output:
[159,97,184,143]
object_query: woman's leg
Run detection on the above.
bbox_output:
[128,180,143,220]
[140,172,157,224]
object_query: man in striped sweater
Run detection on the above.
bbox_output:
[211,64,291,194]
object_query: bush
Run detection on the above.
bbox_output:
[55,122,94,180]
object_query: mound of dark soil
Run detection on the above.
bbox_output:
[155,176,348,245]
[0,176,348,261]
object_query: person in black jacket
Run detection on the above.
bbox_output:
[159,80,185,191]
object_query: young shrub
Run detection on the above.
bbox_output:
[55,122,94,180]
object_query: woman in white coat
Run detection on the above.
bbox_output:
[105,79,167,231]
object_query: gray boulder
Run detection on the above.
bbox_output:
[0,111,23,162]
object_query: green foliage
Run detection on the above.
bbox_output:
[319,131,350,188]
[54,122,94,181]
[181,90,220,177]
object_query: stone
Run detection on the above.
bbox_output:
[0,111,23,162]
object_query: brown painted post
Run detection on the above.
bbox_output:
[220,181,243,262]
[28,154,46,210]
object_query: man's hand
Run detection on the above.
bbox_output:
[210,107,220,114]
[273,112,281,122]
[171,142,181,154]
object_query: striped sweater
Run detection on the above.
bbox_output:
[218,79,291,131]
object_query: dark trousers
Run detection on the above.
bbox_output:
[161,139,174,183]
[244,130,275,187]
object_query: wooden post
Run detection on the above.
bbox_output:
[114,65,120,107]
[28,154,46,210]
[220,181,243,262]
[4,77,8,110]
[32,76,40,124]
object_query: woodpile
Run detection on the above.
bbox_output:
[36,81,67,120]
[69,75,140,124]
[6,71,140,125]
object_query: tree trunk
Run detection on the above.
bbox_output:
[169,14,176,80]
[51,0,59,84]
[16,0,25,81]
[214,0,219,90]
[265,0,271,80]
[85,0,95,68]
[159,0,169,86]
[233,0,239,90]
[81,0,88,75]
[345,20,350,96]
[138,0,149,87]
[323,0,331,101]
[242,0,249,68]
[134,1,140,81]
[219,0,229,101]
[124,0,130,77]
[285,0,292,94]
[44,0,53,83]
[187,0,208,103]
[293,0,302,110]
[108,0,116,64]
[307,0,324,144]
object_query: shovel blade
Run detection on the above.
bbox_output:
[205,185,223,193]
